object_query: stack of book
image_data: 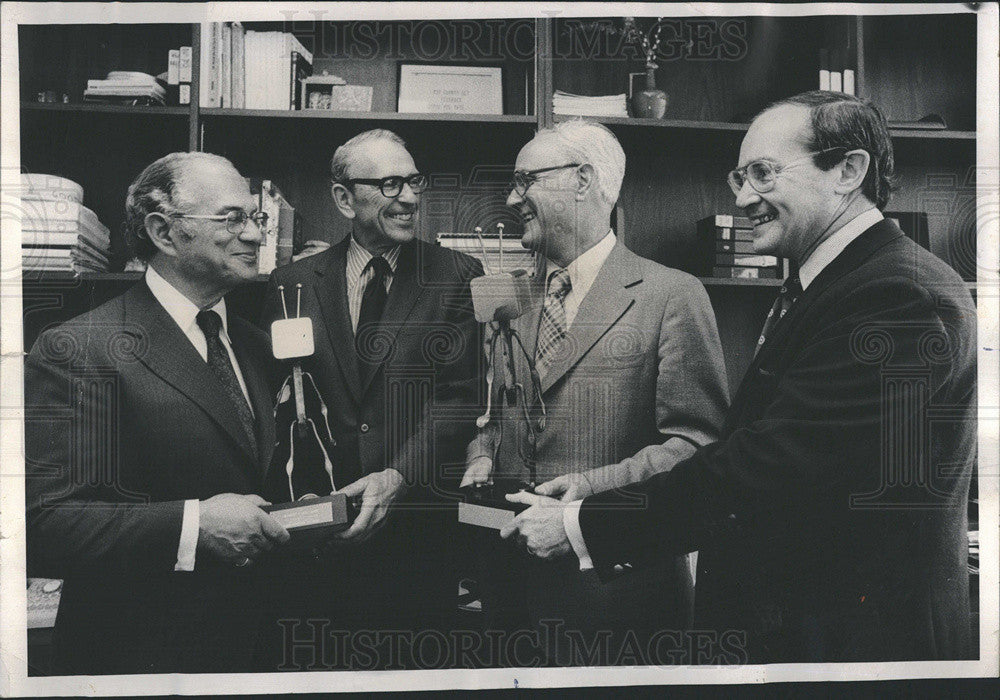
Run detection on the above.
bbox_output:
[253,179,301,273]
[552,90,628,118]
[84,71,166,106]
[200,22,313,110]
[696,214,784,280]
[437,231,535,276]
[19,174,110,273]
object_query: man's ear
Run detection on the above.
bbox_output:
[575,163,596,201]
[331,182,356,220]
[834,149,871,195]
[144,212,179,258]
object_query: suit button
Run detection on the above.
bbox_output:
[360,423,370,433]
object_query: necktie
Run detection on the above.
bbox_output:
[535,268,572,374]
[195,310,258,459]
[356,255,391,369]
[754,276,802,357]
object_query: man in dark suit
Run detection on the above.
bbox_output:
[504,92,977,663]
[258,129,482,669]
[24,152,290,674]
[461,120,729,665]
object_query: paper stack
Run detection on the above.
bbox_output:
[552,90,628,118]
[84,71,166,106]
[19,174,111,273]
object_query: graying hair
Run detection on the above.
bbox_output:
[534,119,626,206]
[124,151,236,260]
[330,129,407,184]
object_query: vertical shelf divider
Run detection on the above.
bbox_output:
[189,23,201,152]
[536,17,553,129]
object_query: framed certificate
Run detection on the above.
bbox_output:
[397,63,504,115]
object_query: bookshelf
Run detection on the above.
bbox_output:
[17,12,979,384]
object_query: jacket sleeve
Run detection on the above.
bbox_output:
[578,275,965,569]
[579,273,730,493]
[389,253,485,493]
[24,330,184,578]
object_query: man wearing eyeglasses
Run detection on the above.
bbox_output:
[258,129,482,669]
[24,152,291,673]
[504,92,977,663]
[461,119,729,666]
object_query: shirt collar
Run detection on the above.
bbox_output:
[347,234,401,280]
[145,264,228,336]
[546,229,616,293]
[798,208,883,290]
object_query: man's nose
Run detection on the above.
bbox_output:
[506,187,522,208]
[734,180,761,210]
[240,219,264,244]
[397,181,419,204]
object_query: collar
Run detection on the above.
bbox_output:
[347,234,401,280]
[546,229,616,295]
[798,208,883,290]
[145,264,228,336]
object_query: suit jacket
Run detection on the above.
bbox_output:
[258,237,483,641]
[470,241,729,662]
[579,220,977,663]
[24,281,276,674]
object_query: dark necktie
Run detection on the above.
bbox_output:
[196,310,258,459]
[356,255,391,370]
[754,276,802,357]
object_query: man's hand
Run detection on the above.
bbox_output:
[534,472,595,502]
[198,493,290,565]
[334,469,406,542]
[499,491,572,560]
[460,455,493,488]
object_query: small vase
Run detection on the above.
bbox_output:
[631,67,668,119]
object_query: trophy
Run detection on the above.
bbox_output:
[265,283,357,546]
[458,224,547,530]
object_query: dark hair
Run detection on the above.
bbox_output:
[124,152,236,260]
[762,91,897,209]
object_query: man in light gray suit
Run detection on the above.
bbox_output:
[461,119,729,666]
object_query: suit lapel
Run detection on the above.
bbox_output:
[359,239,427,395]
[752,219,905,369]
[123,282,260,467]
[312,239,362,403]
[540,242,638,394]
[229,319,275,477]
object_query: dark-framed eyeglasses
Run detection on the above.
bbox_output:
[341,173,429,198]
[169,210,269,235]
[511,163,581,196]
[727,148,848,195]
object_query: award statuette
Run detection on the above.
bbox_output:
[458,224,546,530]
[266,283,356,546]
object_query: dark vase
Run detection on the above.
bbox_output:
[631,67,668,119]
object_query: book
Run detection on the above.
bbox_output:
[19,174,84,203]
[167,49,180,85]
[231,22,245,109]
[199,23,219,107]
[179,46,193,83]
[712,265,780,279]
[715,253,779,267]
[716,240,757,254]
[221,22,232,108]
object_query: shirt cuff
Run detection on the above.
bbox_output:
[563,499,594,571]
[174,498,199,572]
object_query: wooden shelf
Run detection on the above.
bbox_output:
[21,102,189,116]
[201,109,536,124]
[555,113,976,141]
[699,277,782,288]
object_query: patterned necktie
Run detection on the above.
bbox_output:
[535,268,572,374]
[356,255,391,369]
[195,310,258,459]
[754,276,802,357]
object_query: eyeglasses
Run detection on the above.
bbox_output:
[727,148,847,195]
[511,163,581,196]
[170,210,269,235]
[341,173,428,198]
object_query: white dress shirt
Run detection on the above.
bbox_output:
[345,235,401,333]
[145,265,253,572]
[564,208,884,571]
[545,229,617,329]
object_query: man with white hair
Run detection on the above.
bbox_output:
[462,120,729,665]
